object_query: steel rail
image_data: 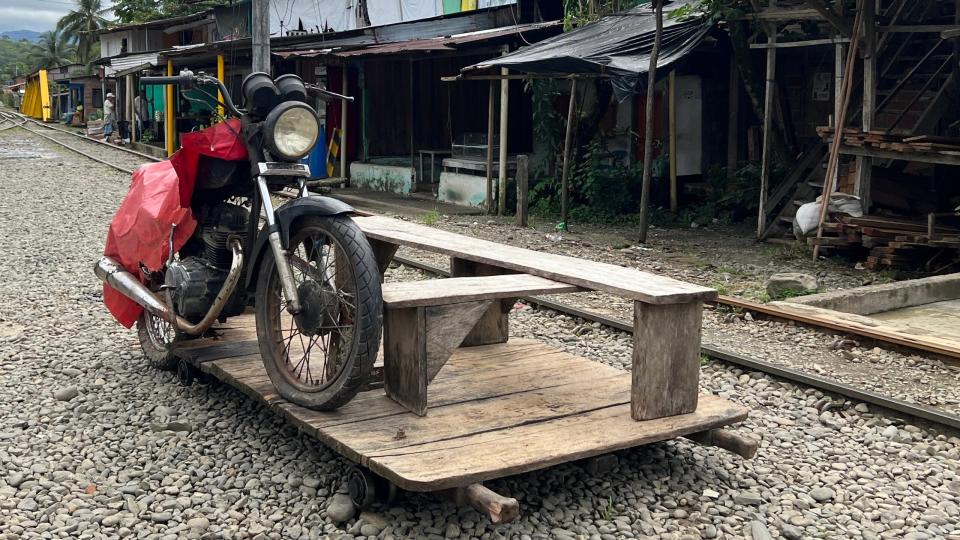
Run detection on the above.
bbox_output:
[16,124,136,175]
[3,110,163,163]
[391,254,960,431]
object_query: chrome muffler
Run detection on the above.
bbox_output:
[94,238,244,336]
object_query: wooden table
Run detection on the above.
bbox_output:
[417,148,451,183]
[173,214,753,522]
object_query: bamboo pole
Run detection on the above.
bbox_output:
[637,0,663,243]
[497,66,509,216]
[668,70,677,212]
[813,2,865,261]
[485,81,495,214]
[341,65,349,183]
[757,30,777,238]
[560,78,578,228]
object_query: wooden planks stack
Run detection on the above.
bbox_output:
[816,127,960,156]
[807,214,960,269]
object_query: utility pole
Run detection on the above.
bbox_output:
[252,0,271,74]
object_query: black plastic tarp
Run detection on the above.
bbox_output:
[462,0,711,99]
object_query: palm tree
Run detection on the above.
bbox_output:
[57,0,110,65]
[30,29,76,69]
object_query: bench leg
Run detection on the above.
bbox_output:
[450,257,511,346]
[383,307,428,416]
[384,301,492,416]
[631,300,701,420]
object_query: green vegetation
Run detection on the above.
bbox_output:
[56,0,109,65]
[760,287,816,303]
[112,0,236,24]
[418,209,441,226]
[0,37,38,82]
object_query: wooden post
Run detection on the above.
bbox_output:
[757,29,777,239]
[341,64,349,183]
[409,59,415,183]
[637,0,663,243]
[516,154,528,226]
[668,70,678,212]
[832,40,845,188]
[165,60,175,157]
[726,54,739,176]
[216,54,225,120]
[497,66,509,216]
[485,81,496,214]
[856,0,876,211]
[560,78,577,228]
[631,300,701,420]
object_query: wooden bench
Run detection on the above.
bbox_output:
[381,274,580,415]
[354,214,718,421]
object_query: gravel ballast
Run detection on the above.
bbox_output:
[0,131,958,539]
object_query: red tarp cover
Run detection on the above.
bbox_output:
[102,119,248,328]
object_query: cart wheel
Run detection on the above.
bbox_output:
[347,466,377,509]
[176,358,195,387]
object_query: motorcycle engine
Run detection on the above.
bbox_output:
[165,203,249,322]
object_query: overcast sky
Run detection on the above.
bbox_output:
[0,0,113,33]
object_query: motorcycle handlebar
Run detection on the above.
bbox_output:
[141,71,244,118]
[305,84,354,103]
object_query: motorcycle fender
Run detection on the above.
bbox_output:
[244,196,355,290]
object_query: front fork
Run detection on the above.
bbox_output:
[256,175,307,314]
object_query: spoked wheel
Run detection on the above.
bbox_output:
[255,215,382,410]
[136,311,180,370]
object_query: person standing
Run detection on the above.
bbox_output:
[133,90,148,140]
[103,92,116,142]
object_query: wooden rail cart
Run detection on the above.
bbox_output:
[172,214,756,522]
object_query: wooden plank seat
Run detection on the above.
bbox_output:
[380,274,580,415]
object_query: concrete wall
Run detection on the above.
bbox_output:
[350,162,413,194]
[785,272,960,315]
[438,171,486,208]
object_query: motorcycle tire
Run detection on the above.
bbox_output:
[254,215,382,410]
[136,311,180,370]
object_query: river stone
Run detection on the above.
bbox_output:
[765,272,818,298]
[809,487,835,502]
[326,493,356,523]
[54,386,79,401]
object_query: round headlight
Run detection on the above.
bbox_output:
[263,101,320,161]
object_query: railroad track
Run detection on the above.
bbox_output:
[5,109,958,432]
[389,255,960,432]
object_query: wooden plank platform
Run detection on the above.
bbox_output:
[178,317,748,492]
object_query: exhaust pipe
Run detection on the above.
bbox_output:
[94,238,244,336]
[95,256,185,324]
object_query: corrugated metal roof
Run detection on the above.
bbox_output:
[277,20,561,59]
[463,0,711,98]
[107,52,160,76]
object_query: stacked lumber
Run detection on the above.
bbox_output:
[807,215,960,270]
[816,127,960,156]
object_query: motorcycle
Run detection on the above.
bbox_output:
[94,71,383,410]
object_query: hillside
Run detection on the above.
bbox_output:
[0,30,42,43]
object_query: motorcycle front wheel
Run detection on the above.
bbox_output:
[254,215,383,410]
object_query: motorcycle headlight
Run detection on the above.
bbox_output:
[263,101,320,161]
